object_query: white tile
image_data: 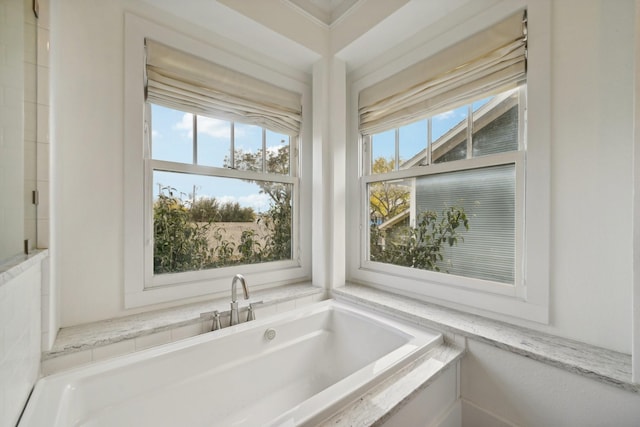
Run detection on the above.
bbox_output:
[37,65,49,105]
[276,299,296,313]
[23,100,37,142]
[42,349,92,375]
[24,22,37,64]
[36,104,48,143]
[170,323,202,341]
[37,219,49,248]
[36,0,50,29]
[92,340,136,361]
[36,27,49,67]
[295,295,314,308]
[135,330,172,351]
[255,304,278,320]
[36,179,49,219]
[24,61,37,102]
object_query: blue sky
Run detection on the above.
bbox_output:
[151,96,492,211]
[151,104,288,213]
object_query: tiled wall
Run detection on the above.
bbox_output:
[24,0,50,252]
[0,0,25,260]
[0,260,42,427]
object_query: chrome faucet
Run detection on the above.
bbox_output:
[230,274,249,326]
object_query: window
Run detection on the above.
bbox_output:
[364,86,525,292]
[124,15,311,307]
[349,8,550,322]
[148,104,296,286]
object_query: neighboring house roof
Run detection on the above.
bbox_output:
[401,90,518,168]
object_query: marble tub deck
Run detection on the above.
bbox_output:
[333,284,639,394]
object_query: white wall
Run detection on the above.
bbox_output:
[0,261,42,427]
[51,0,312,326]
[52,0,636,356]
[546,0,634,353]
[461,340,640,427]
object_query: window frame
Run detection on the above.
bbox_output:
[361,86,526,296]
[346,1,551,324]
[144,104,301,288]
[124,14,311,308]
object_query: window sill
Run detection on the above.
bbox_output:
[332,283,639,394]
[43,283,324,367]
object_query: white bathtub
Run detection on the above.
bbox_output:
[19,299,442,427]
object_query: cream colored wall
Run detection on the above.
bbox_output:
[461,341,640,427]
[547,0,634,352]
[52,0,636,356]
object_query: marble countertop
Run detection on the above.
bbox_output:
[320,342,464,426]
[45,283,323,359]
[0,250,48,287]
[333,284,638,394]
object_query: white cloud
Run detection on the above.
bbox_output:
[434,110,455,121]
[173,113,250,141]
[152,130,161,139]
[198,115,234,139]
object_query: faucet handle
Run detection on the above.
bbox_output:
[212,310,222,331]
[246,301,264,322]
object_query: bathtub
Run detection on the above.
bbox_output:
[19,299,442,427]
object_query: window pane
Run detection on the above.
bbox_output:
[234,123,263,172]
[432,106,468,164]
[369,164,515,284]
[265,131,290,175]
[151,104,193,164]
[371,129,396,173]
[399,119,427,168]
[153,170,292,274]
[472,88,519,157]
[196,115,231,168]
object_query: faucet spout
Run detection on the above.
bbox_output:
[230,274,249,326]
[231,274,249,302]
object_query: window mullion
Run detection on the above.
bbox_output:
[395,128,400,171]
[466,105,473,159]
[427,119,432,165]
[262,128,267,173]
[192,114,198,165]
[230,122,235,169]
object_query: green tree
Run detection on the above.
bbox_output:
[153,187,214,274]
[371,206,469,272]
[369,157,411,222]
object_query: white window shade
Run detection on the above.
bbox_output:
[359,11,527,135]
[145,39,302,136]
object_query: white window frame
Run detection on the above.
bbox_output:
[124,14,312,308]
[346,0,551,323]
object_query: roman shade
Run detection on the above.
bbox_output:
[359,11,527,135]
[145,39,302,136]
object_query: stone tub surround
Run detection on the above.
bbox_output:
[0,250,48,287]
[42,283,325,374]
[332,284,639,394]
[319,342,464,427]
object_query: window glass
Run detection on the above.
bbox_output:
[234,123,263,172]
[151,104,193,164]
[432,106,468,164]
[399,119,427,168]
[472,88,519,157]
[364,85,524,286]
[197,115,231,168]
[371,129,396,172]
[149,103,296,278]
[153,170,292,274]
[369,164,515,284]
[265,131,290,175]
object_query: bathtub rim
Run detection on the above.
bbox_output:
[20,299,442,427]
